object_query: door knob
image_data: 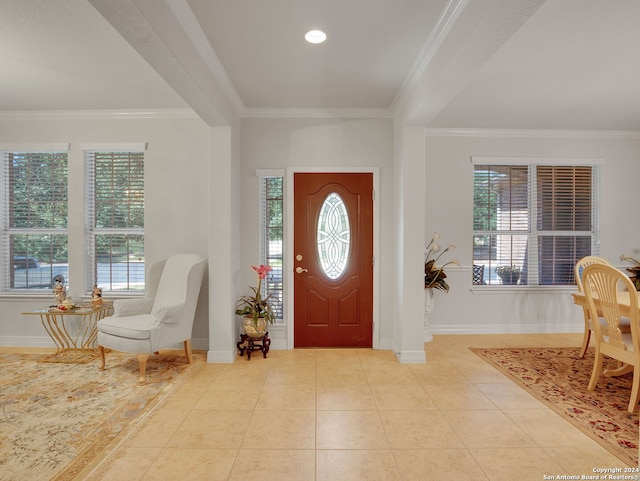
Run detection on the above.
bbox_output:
[296,266,309,274]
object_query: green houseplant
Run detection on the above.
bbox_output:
[620,255,640,291]
[496,265,521,285]
[236,265,275,337]
[424,233,459,292]
[423,233,458,342]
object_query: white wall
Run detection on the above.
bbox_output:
[0,112,212,348]
[240,117,395,348]
[5,115,639,354]
[423,130,640,335]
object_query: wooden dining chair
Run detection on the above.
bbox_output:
[575,256,611,358]
[582,263,640,413]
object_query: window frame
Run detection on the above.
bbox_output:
[471,156,602,290]
[0,144,70,293]
[258,170,284,322]
[82,143,146,295]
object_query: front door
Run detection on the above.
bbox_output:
[293,172,373,347]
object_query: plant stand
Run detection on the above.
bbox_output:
[424,288,434,342]
[237,332,270,360]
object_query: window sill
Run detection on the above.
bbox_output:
[0,291,145,301]
[470,285,578,294]
[0,292,56,300]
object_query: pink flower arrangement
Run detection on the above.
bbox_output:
[253,264,272,280]
[236,265,275,326]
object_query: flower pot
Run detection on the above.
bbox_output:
[243,317,268,338]
[499,274,520,285]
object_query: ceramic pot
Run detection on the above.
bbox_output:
[499,273,520,285]
[243,317,268,338]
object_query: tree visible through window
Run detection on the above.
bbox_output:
[473,160,598,286]
[261,176,283,319]
[2,151,69,290]
[85,150,145,292]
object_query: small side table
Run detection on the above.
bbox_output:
[237,332,270,360]
[21,303,113,363]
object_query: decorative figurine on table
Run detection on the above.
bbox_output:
[53,277,66,304]
[91,284,103,306]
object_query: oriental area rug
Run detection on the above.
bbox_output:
[0,349,203,481]
[471,347,639,467]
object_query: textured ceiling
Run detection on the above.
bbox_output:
[1,0,640,130]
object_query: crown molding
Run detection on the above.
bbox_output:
[243,108,392,119]
[167,0,245,117]
[391,0,468,115]
[424,128,640,139]
[0,109,200,120]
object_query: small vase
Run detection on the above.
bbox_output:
[243,317,268,338]
[424,288,435,342]
[499,274,520,285]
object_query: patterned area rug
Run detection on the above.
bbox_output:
[471,347,639,466]
[0,350,203,481]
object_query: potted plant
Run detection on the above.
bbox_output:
[620,255,640,291]
[423,233,459,341]
[236,265,275,338]
[496,265,521,285]
[424,233,459,292]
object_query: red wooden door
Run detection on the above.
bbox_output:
[293,172,373,347]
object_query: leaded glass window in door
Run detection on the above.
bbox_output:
[316,192,350,280]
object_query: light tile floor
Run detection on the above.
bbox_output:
[83,334,633,481]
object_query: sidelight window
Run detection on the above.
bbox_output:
[260,175,284,320]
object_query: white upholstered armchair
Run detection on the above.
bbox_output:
[97,253,207,384]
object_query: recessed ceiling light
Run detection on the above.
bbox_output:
[305,30,326,44]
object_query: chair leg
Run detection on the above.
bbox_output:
[629,369,640,413]
[184,339,193,364]
[136,353,150,385]
[579,319,591,358]
[588,351,604,391]
[98,345,106,371]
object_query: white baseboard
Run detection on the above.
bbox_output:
[0,336,56,347]
[395,349,427,364]
[267,338,288,350]
[0,336,211,350]
[377,338,394,350]
[207,349,236,363]
[429,322,583,335]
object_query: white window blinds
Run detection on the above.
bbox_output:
[1,150,69,290]
[260,175,284,320]
[472,159,599,286]
[85,149,145,292]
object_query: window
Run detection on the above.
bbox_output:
[472,158,599,286]
[1,148,69,290]
[261,175,283,320]
[317,192,350,280]
[85,148,145,292]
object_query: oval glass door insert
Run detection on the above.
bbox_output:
[317,192,350,279]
